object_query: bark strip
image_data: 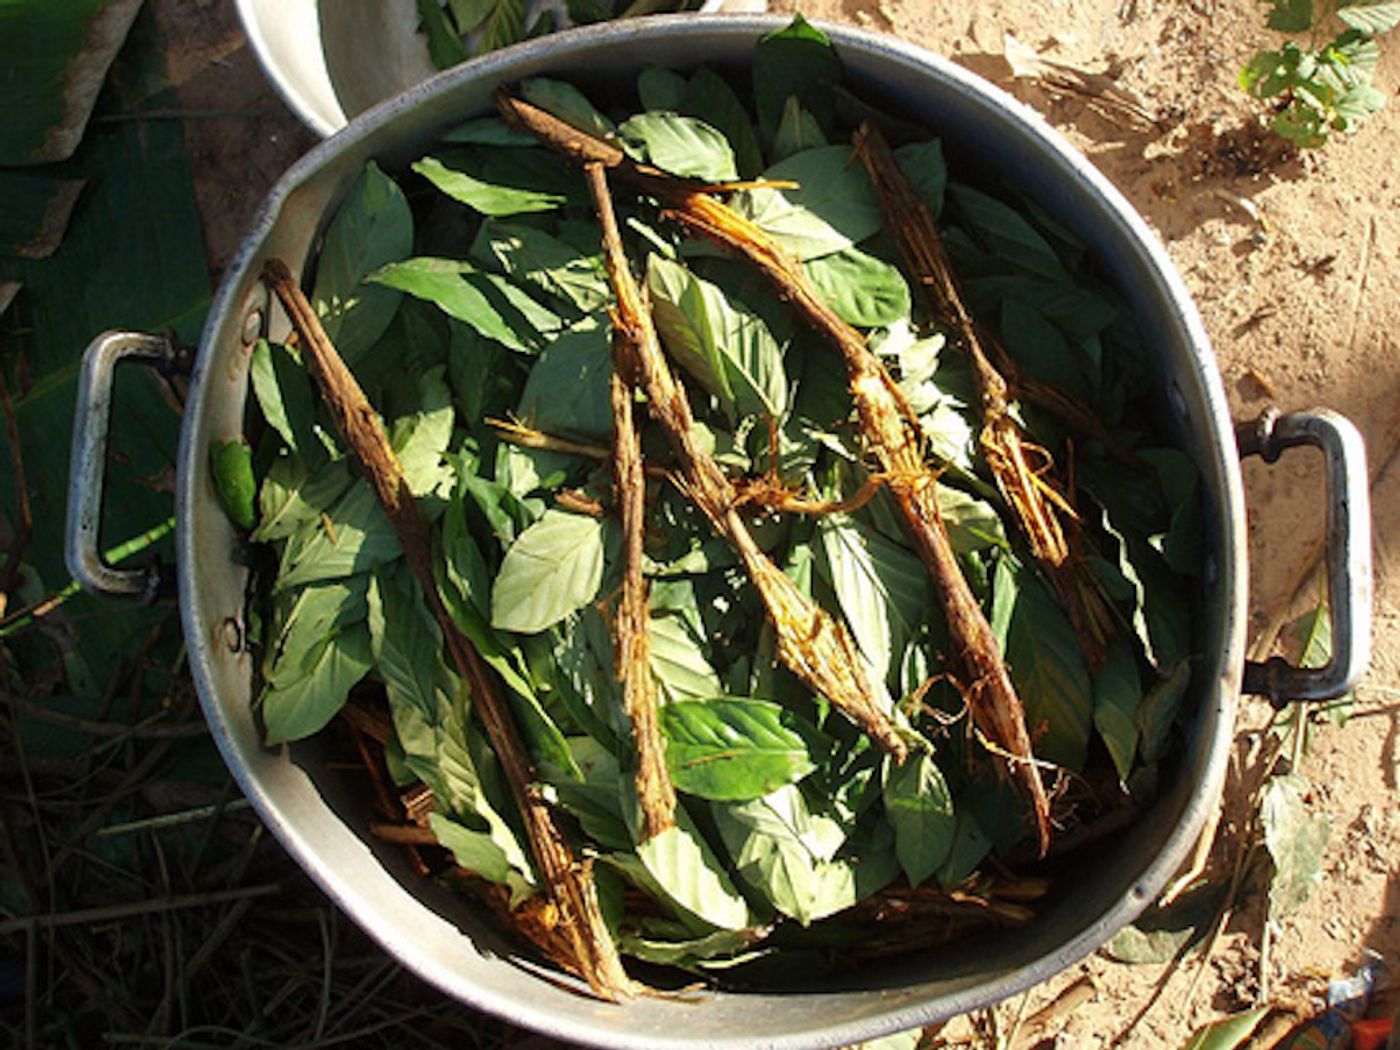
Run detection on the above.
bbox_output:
[582,164,908,765]
[263,258,637,1001]
[852,122,1112,666]
[497,92,1045,849]
[608,296,677,842]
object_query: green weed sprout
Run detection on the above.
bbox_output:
[1240,0,1399,148]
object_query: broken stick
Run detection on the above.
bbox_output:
[263,258,636,1001]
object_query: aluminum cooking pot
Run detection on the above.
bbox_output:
[64,16,1372,1049]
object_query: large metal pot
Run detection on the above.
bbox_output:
[65,16,1371,1049]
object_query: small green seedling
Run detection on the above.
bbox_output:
[1240,0,1400,148]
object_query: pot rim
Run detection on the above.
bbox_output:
[179,15,1247,1048]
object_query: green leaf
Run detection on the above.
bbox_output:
[730,146,883,261]
[1093,642,1142,781]
[417,0,470,69]
[1005,568,1093,771]
[1180,1009,1271,1050]
[1337,1,1400,34]
[428,812,535,902]
[481,0,526,53]
[262,620,373,745]
[660,698,821,801]
[413,154,568,216]
[448,0,496,34]
[440,116,538,147]
[490,509,605,634]
[1262,773,1330,917]
[389,367,454,496]
[714,784,854,925]
[516,323,614,436]
[367,568,442,733]
[439,487,492,620]
[1240,49,1296,98]
[276,482,402,589]
[1103,882,1219,964]
[620,111,739,182]
[474,219,610,313]
[802,246,911,328]
[635,805,752,931]
[752,15,842,143]
[683,68,766,179]
[253,454,350,544]
[210,439,257,531]
[1266,0,1314,32]
[249,340,319,458]
[650,610,724,702]
[620,927,764,968]
[938,486,1007,553]
[646,255,788,421]
[638,65,687,111]
[313,162,413,364]
[520,77,615,138]
[1138,660,1191,765]
[895,140,948,219]
[0,0,142,165]
[0,170,86,259]
[817,515,929,683]
[262,578,373,745]
[370,257,560,352]
[771,96,828,161]
[949,185,1069,283]
[881,751,956,887]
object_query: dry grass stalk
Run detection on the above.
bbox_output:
[600,204,678,840]
[263,258,637,1002]
[853,122,1112,668]
[582,163,909,764]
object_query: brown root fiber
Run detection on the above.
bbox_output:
[263,258,638,1002]
[657,188,1051,855]
[852,122,1113,669]
[607,287,678,843]
[582,163,909,765]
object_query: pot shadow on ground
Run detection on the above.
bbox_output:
[946,49,1308,247]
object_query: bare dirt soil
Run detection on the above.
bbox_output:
[164,0,1399,1045]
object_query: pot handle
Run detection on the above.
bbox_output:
[1237,408,1372,703]
[65,331,186,601]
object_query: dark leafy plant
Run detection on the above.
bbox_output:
[1240,0,1399,148]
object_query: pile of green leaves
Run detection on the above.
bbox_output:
[415,0,706,70]
[227,18,1205,981]
[1240,0,1399,148]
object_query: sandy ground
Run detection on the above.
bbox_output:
[157,0,1399,1045]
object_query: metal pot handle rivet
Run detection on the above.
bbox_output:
[64,331,186,601]
[1237,407,1372,703]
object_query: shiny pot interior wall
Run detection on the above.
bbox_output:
[179,17,1246,1050]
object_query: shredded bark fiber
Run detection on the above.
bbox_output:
[852,122,1114,668]
[582,163,909,764]
[495,90,1048,851]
